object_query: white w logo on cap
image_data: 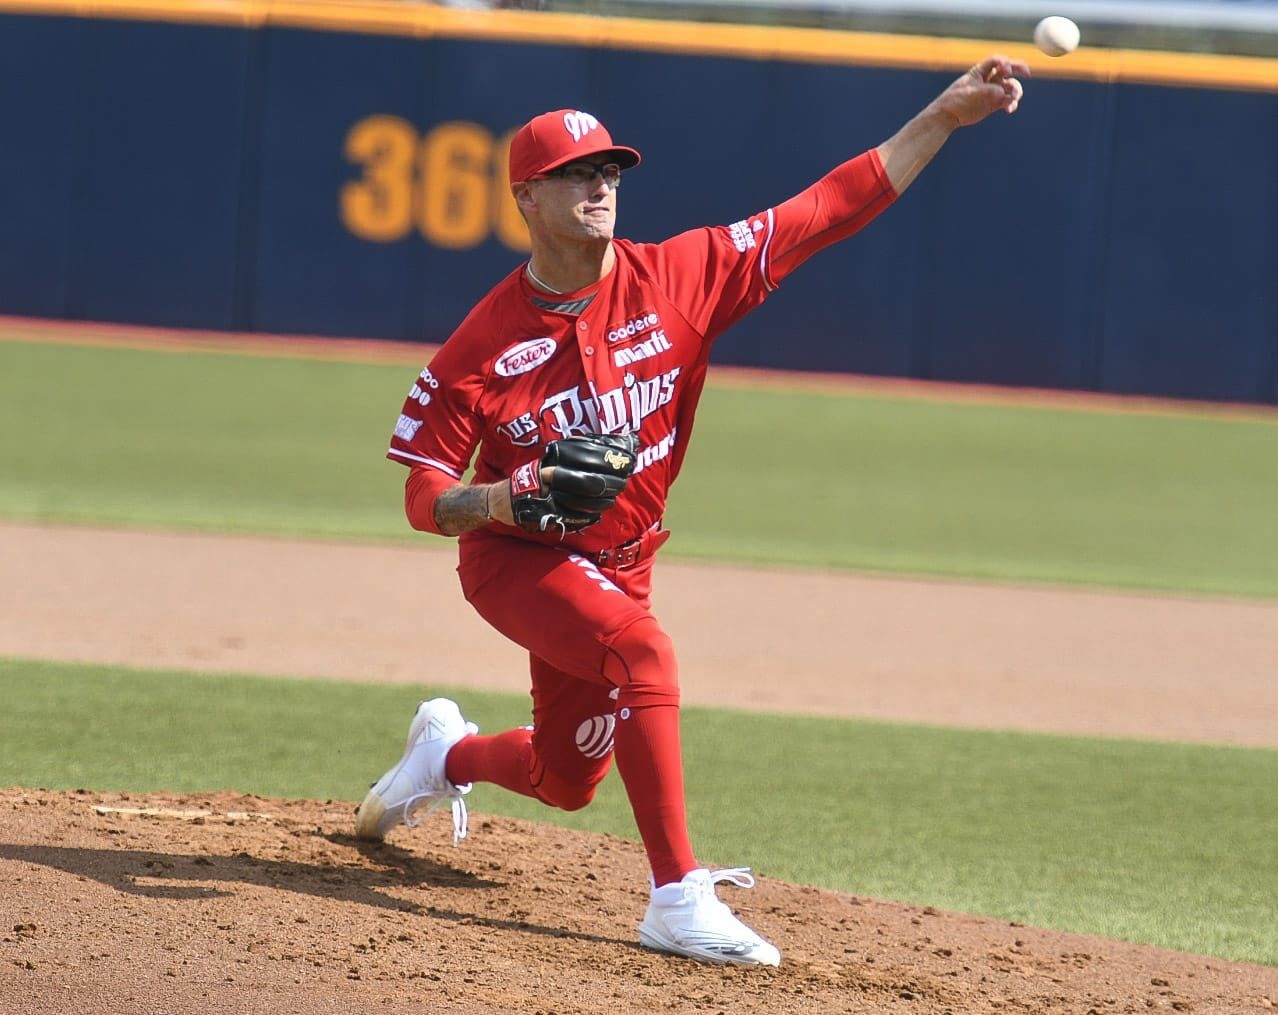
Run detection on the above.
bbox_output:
[563,110,600,143]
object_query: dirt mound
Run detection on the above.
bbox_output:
[1,789,1273,1014]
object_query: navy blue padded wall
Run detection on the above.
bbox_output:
[1,8,1274,403]
[1098,85,1277,402]
[66,19,251,328]
[0,16,81,317]
[251,28,427,339]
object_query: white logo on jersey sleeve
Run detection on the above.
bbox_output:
[394,414,423,441]
[729,220,757,253]
[406,366,440,406]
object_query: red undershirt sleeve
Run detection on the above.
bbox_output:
[404,465,463,535]
[767,149,898,286]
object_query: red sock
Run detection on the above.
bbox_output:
[444,705,696,886]
[612,703,697,887]
[445,728,538,797]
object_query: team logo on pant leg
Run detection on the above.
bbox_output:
[575,714,616,759]
[568,554,623,594]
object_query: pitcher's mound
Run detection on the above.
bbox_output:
[0,788,1272,1013]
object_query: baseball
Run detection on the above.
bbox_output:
[1033,16,1080,56]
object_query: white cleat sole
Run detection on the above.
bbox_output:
[637,927,781,967]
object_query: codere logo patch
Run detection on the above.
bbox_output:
[606,311,660,345]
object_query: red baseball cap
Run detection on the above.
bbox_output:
[508,109,641,184]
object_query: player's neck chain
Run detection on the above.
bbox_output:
[525,262,567,296]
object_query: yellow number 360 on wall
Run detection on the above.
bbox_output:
[341,115,531,252]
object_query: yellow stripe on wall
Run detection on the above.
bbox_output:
[5,0,1277,92]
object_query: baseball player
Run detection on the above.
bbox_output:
[356,56,1029,966]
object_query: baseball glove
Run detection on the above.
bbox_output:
[509,432,640,536]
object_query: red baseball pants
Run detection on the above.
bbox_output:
[444,528,696,886]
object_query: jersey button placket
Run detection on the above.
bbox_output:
[577,319,593,356]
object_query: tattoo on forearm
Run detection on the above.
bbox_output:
[433,484,492,536]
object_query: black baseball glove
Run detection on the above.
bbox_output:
[509,432,639,536]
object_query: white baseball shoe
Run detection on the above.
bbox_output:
[354,697,478,845]
[638,867,781,966]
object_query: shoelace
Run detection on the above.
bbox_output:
[400,789,469,846]
[681,867,758,903]
[708,867,756,889]
[660,866,759,901]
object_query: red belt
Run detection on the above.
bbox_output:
[591,523,671,570]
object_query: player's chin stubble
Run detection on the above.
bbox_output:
[578,208,615,240]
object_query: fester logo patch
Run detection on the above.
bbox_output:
[495,337,557,377]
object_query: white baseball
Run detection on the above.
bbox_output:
[1033,16,1080,57]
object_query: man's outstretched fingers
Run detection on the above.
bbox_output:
[980,55,1032,82]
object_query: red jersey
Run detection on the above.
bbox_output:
[387,149,896,555]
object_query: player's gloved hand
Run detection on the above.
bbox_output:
[509,432,640,537]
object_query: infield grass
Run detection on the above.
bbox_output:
[2,658,1274,967]
[3,337,1277,598]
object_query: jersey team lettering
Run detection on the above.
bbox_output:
[545,367,681,437]
[495,366,682,449]
[633,427,677,474]
[495,338,558,377]
[497,413,541,447]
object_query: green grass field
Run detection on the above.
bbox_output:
[2,334,1276,967]
[3,338,1276,597]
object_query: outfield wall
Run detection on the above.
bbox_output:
[2,1,1276,402]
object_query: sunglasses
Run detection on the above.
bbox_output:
[538,162,623,188]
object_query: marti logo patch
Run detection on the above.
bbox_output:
[613,330,671,367]
[495,337,557,377]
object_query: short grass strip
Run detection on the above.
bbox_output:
[3,338,1276,597]
[3,659,1273,966]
